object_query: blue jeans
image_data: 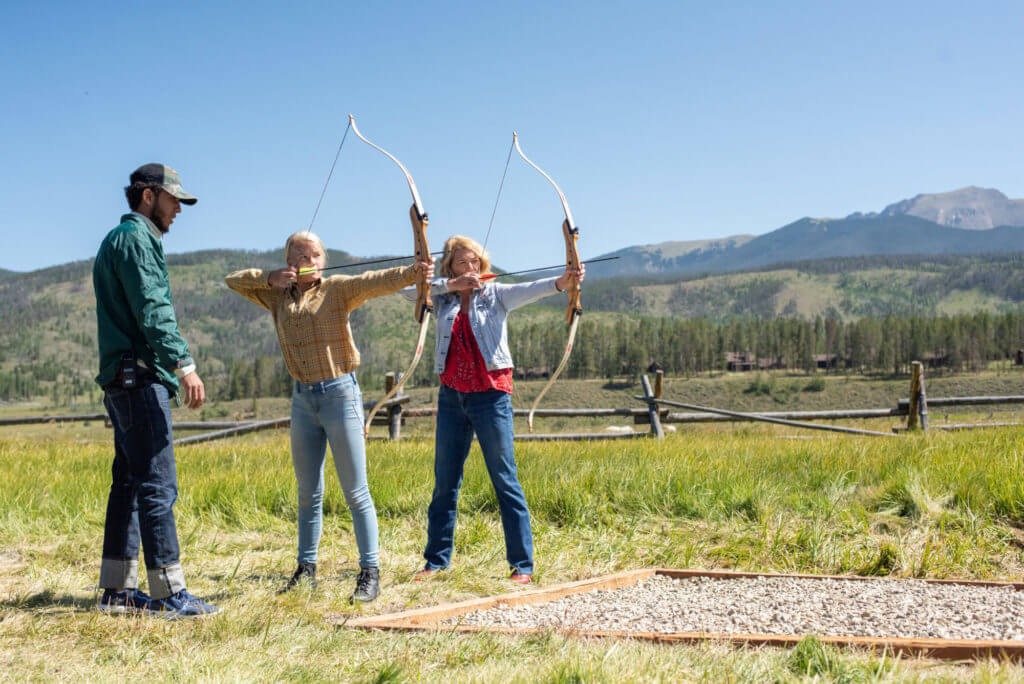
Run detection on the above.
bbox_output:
[291,373,378,568]
[100,381,186,599]
[424,385,533,574]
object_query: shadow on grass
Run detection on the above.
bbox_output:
[2,589,95,613]
[1,588,234,614]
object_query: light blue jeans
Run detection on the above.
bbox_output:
[290,373,378,568]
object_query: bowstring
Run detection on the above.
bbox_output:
[482,136,515,251]
[307,119,352,235]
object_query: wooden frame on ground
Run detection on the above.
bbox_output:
[344,568,1024,661]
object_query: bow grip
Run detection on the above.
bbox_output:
[410,204,432,323]
[562,219,582,323]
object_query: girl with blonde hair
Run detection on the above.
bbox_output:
[226,231,433,602]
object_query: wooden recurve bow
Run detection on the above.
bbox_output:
[349,114,433,436]
[511,132,583,432]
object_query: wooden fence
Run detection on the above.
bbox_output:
[2,366,1021,445]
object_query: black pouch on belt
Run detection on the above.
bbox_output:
[118,352,137,389]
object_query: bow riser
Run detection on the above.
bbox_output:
[410,204,432,323]
[563,219,581,323]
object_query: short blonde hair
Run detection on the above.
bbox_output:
[440,235,491,278]
[284,231,326,264]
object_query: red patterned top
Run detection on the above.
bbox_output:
[440,312,514,394]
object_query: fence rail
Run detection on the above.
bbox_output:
[0,413,106,426]
[659,408,905,424]
[633,395,899,438]
[2,365,1021,444]
[896,396,1024,408]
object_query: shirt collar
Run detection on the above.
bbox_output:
[290,279,323,299]
[129,211,163,240]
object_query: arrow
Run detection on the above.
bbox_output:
[479,256,618,281]
[297,250,443,275]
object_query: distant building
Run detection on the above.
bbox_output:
[813,353,840,370]
[514,366,551,380]
[922,350,950,369]
[725,352,785,372]
[1015,349,1023,366]
[725,351,756,372]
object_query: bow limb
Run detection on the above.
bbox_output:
[364,313,430,435]
[512,132,583,431]
[349,115,433,435]
[526,313,580,432]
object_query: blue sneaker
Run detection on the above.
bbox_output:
[146,590,219,619]
[96,588,151,614]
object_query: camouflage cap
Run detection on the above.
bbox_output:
[129,163,198,205]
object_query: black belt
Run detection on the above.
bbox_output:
[103,364,159,391]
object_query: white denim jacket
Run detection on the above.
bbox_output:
[402,277,563,374]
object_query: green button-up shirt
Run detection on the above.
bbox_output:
[93,213,192,391]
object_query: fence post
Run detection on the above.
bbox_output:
[655,369,663,400]
[917,364,929,433]
[907,362,921,431]
[383,372,403,440]
[641,374,664,439]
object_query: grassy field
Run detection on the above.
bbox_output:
[2,425,1024,680]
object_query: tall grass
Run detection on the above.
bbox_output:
[1,428,1022,679]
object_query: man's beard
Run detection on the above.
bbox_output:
[151,212,171,233]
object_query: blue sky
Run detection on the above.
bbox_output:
[1,1,1022,272]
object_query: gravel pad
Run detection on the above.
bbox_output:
[446,575,1024,640]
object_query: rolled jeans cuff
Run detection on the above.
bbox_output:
[99,558,139,589]
[147,563,186,599]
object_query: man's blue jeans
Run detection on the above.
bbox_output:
[291,374,378,568]
[100,381,185,599]
[424,385,534,574]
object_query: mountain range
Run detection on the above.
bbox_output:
[589,187,1024,279]
[876,186,1024,230]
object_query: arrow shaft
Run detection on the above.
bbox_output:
[298,250,443,275]
[480,256,618,280]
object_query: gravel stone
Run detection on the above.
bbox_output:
[444,575,1024,640]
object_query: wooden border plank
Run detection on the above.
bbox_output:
[342,568,1024,661]
[347,569,654,628]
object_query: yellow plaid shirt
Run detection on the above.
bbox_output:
[225,266,418,383]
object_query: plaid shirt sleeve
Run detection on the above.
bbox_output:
[225,269,281,311]
[327,264,419,310]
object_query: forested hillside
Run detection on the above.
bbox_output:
[579,252,1024,319]
[1,250,1022,406]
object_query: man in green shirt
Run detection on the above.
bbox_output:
[93,163,216,618]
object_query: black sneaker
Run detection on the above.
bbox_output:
[350,566,379,603]
[280,562,317,594]
[96,588,151,614]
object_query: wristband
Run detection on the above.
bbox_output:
[174,364,196,378]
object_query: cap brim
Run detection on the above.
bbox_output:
[164,183,198,205]
[171,190,198,205]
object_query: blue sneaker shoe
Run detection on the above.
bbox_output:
[146,590,219,619]
[96,588,151,614]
